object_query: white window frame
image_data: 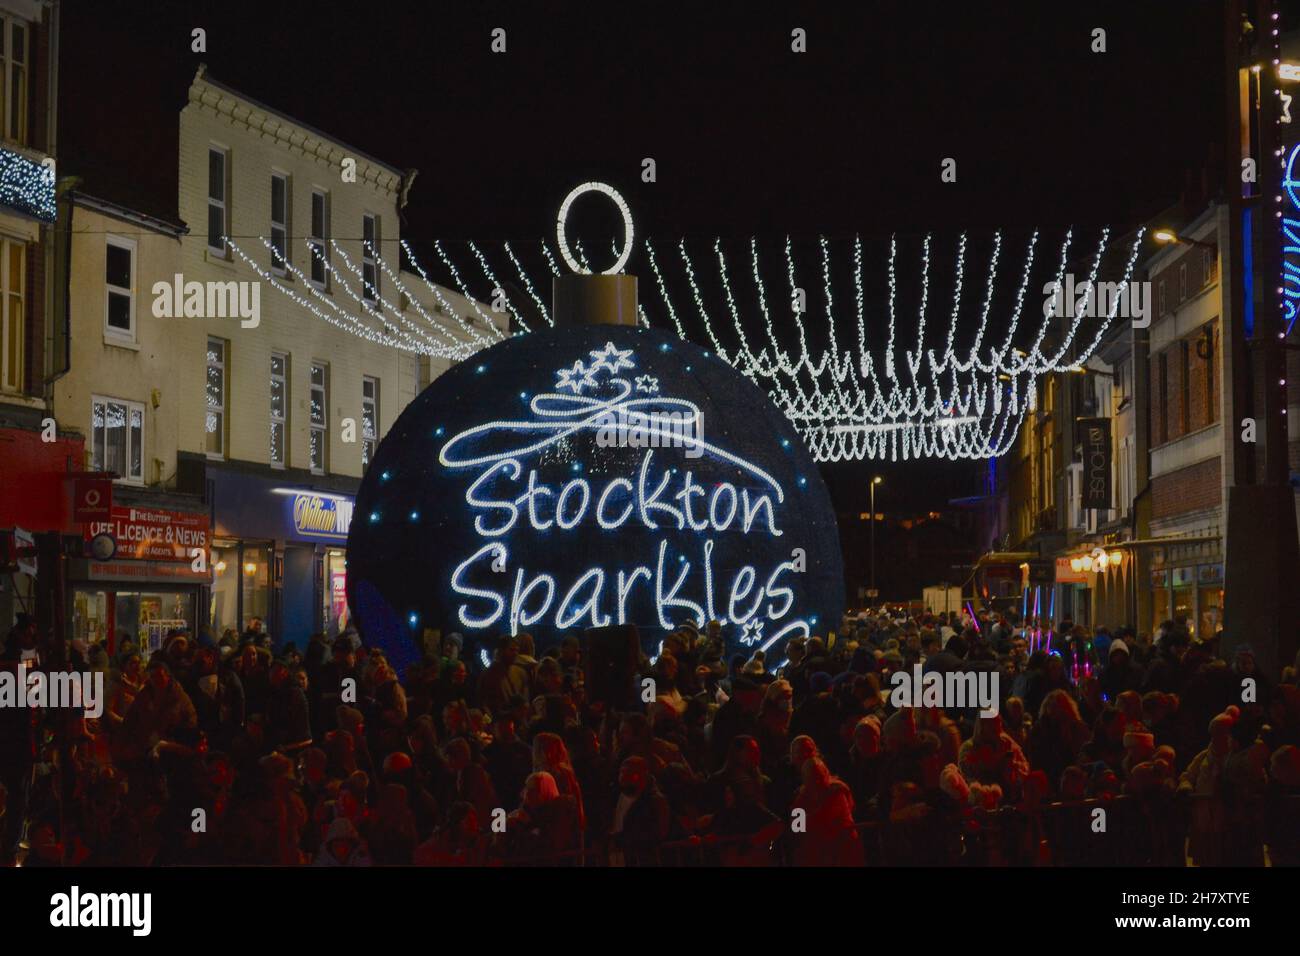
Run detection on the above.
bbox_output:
[206,337,227,459]
[362,213,380,307]
[362,375,379,470]
[0,233,24,392]
[270,351,289,469]
[208,146,229,256]
[104,235,136,342]
[309,189,330,289]
[1179,263,1187,301]
[91,395,145,485]
[310,361,328,475]
[0,15,29,145]
[1202,248,1212,286]
[270,171,290,276]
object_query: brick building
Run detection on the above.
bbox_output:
[1141,205,1231,639]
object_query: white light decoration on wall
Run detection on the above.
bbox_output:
[0,148,56,222]
[555,181,634,275]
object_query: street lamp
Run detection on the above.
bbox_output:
[870,476,883,602]
[1153,228,1216,250]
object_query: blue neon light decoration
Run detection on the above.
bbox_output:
[347,324,844,672]
[1282,144,1300,338]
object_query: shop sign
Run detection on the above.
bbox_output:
[287,493,354,542]
[86,559,210,582]
[71,477,113,522]
[14,525,36,577]
[1054,557,1087,584]
[1079,417,1112,509]
[84,507,209,563]
[1198,563,1224,584]
[1172,566,1196,588]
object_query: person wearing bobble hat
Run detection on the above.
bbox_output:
[1178,705,1240,866]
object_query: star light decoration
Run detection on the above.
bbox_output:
[635,375,660,394]
[230,182,1144,463]
[555,360,600,394]
[739,619,764,647]
[589,341,635,374]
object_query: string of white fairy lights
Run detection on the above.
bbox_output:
[224,181,1143,462]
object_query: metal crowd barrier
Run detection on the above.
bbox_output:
[479,793,1300,867]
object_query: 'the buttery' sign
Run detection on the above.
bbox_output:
[346,325,844,670]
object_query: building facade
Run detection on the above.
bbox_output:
[990,202,1238,643]
[53,192,205,652]
[1139,207,1229,640]
[0,0,65,633]
[46,65,495,653]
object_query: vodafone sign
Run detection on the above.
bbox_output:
[72,477,113,522]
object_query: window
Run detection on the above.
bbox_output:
[1,235,24,392]
[270,173,290,274]
[1204,325,1216,425]
[1202,248,1212,286]
[92,397,144,484]
[1156,352,1168,444]
[362,214,380,307]
[1115,357,1131,408]
[208,147,228,255]
[270,352,288,468]
[1179,339,1190,434]
[1036,423,1054,518]
[1179,263,1187,302]
[309,190,329,287]
[310,362,328,474]
[1066,464,1082,530]
[1159,280,1166,316]
[105,236,135,339]
[206,338,227,457]
[362,376,379,469]
[0,15,28,144]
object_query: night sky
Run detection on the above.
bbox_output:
[61,0,1227,526]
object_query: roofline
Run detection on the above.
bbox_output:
[67,191,188,237]
[196,67,407,179]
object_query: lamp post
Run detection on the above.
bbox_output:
[1152,228,1217,250]
[870,476,883,602]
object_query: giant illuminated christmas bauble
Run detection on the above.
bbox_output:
[347,322,844,672]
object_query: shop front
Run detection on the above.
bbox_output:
[208,468,356,647]
[1054,547,1131,632]
[70,503,211,657]
[1143,531,1224,640]
[0,420,84,630]
[1149,563,1223,639]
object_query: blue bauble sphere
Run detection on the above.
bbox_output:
[347,323,844,673]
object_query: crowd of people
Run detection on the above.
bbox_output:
[2,606,1300,866]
